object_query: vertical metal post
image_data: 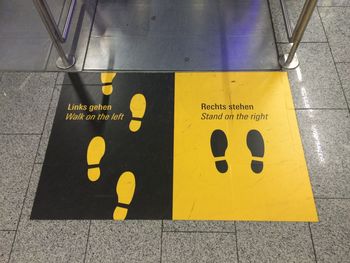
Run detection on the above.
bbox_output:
[279,0,317,69]
[33,0,76,69]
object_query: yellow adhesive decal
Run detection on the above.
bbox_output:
[129,93,147,132]
[173,72,318,222]
[113,171,136,220]
[87,136,106,182]
[101,72,117,95]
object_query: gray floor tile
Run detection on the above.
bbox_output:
[0,38,52,71]
[297,110,350,198]
[310,199,350,263]
[318,0,350,6]
[0,72,57,133]
[279,43,347,109]
[336,63,350,105]
[86,220,161,263]
[0,231,15,263]
[0,135,39,230]
[162,232,238,263]
[236,222,315,263]
[35,86,61,164]
[318,7,350,63]
[163,220,236,232]
[269,0,327,43]
[10,164,89,263]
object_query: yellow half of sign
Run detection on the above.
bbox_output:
[173,72,318,222]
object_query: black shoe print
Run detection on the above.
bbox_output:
[210,129,229,173]
[246,130,264,174]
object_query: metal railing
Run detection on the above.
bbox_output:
[34,0,317,70]
[279,0,318,69]
[33,0,76,69]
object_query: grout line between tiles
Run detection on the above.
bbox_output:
[317,6,350,114]
[34,73,61,164]
[315,197,350,200]
[160,220,164,263]
[234,222,240,263]
[7,72,60,263]
[7,157,37,263]
[41,73,60,135]
[0,133,42,136]
[83,220,92,263]
[317,5,350,8]
[308,223,318,263]
[162,230,236,234]
[5,232,17,263]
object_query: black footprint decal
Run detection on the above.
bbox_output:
[246,130,264,174]
[210,129,228,173]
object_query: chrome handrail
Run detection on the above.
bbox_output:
[33,0,76,69]
[34,0,316,70]
[279,0,318,69]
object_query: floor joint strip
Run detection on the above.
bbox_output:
[308,223,318,263]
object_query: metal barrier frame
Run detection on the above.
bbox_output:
[34,0,317,70]
[33,0,76,69]
[279,0,318,69]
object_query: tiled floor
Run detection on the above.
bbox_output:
[0,1,350,263]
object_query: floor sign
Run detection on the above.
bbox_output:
[31,72,318,222]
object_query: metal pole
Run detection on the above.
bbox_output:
[33,0,75,69]
[279,0,317,69]
[291,0,311,43]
